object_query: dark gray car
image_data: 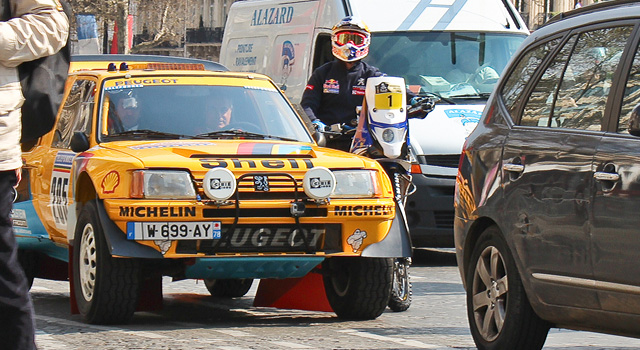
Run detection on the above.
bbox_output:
[455,1,640,349]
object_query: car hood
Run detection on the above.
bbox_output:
[98,140,372,170]
[408,104,484,155]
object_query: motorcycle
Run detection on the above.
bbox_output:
[316,76,435,311]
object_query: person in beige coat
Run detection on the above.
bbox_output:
[0,1,68,348]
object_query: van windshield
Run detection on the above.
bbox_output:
[365,32,526,101]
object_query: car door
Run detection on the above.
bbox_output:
[501,26,631,309]
[592,28,640,314]
[30,78,96,243]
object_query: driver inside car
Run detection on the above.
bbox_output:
[203,96,233,132]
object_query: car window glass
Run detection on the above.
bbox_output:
[619,41,640,133]
[521,35,577,127]
[52,79,96,149]
[501,37,562,118]
[99,81,313,143]
[553,27,631,131]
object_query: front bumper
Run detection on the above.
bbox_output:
[405,173,456,247]
[100,197,402,258]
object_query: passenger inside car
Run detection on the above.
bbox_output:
[108,92,142,133]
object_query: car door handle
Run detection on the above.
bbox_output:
[594,172,620,182]
[503,164,524,173]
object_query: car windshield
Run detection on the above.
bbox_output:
[98,76,313,143]
[365,32,526,101]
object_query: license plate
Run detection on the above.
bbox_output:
[127,222,221,240]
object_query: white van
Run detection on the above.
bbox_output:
[220,0,529,247]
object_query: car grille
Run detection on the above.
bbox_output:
[434,210,454,229]
[176,223,342,253]
[417,155,461,168]
[195,173,312,201]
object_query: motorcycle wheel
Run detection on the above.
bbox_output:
[388,258,411,312]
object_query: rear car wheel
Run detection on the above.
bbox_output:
[323,257,392,320]
[204,279,253,298]
[73,200,140,324]
[17,249,39,290]
[467,226,550,350]
[388,258,411,312]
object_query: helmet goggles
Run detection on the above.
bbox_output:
[334,31,368,47]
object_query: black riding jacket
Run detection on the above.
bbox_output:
[301,60,382,125]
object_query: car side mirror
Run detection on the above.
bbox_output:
[70,131,90,153]
[313,130,326,147]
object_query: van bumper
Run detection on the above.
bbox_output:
[405,173,455,248]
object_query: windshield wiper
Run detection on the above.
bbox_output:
[195,130,301,142]
[194,129,267,139]
[418,91,456,105]
[108,129,188,139]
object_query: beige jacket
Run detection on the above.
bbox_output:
[0,0,69,171]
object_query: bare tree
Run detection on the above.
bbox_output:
[132,0,191,52]
[68,0,195,53]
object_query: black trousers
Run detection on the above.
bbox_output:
[0,171,35,350]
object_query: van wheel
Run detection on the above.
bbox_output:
[323,257,392,320]
[467,226,550,350]
[388,258,411,312]
[73,200,140,324]
[204,279,253,298]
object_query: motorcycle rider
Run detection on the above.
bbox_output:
[301,16,382,150]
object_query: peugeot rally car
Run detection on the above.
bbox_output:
[14,56,410,324]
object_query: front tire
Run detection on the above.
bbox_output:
[466,226,550,350]
[73,200,140,324]
[323,257,393,320]
[388,258,411,312]
[204,279,253,298]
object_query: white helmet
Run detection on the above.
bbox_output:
[331,16,371,62]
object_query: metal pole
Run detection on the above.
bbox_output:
[184,0,188,57]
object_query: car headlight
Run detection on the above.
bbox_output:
[332,170,379,198]
[131,170,196,199]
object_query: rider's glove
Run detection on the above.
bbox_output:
[312,119,327,132]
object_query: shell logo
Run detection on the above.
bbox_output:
[101,171,120,194]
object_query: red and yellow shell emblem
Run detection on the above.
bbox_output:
[101,171,120,194]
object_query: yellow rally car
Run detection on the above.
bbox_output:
[14,55,411,324]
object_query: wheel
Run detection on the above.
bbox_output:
[72,200,140,324]
[17,249,39,290]
[466,226,550,350]
[323,257,393,320]
[204,279,253,298]
[388,258,411,312]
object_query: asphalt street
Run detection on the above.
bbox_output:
[31,249,640,349]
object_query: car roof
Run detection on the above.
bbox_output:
[70,54,228,73]
[544,0,640,27]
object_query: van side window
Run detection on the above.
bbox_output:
[553,27,631,130]
[501,38,561,120]
[521,26,631,130]
[312,34,333,70]
[520,35,576,128]
[619,41,640,133]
